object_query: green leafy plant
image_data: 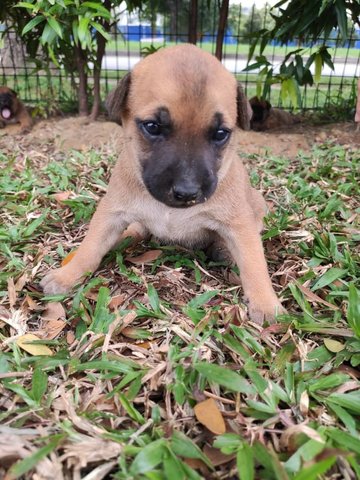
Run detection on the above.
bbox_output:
[246,0,360,106]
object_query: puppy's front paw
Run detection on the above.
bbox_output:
[248,297,286,325]
[40,267,79,295]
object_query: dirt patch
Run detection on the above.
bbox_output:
[0,116,359,157]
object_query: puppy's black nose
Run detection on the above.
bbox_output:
[173,185,200,203]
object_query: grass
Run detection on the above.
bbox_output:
[107,39,360,60]
[0,132,359,479]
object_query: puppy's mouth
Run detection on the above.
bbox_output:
[144,180,216,209]
[1,107,12,120]
[166,191,207,209]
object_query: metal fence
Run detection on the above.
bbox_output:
[1,2,359,114]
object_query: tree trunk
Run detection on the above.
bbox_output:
[215,0,229,61]
[188,0,198,44]
[166,0,178,41]
[90,0,111,120]
[150,1,157,37]
[90,32,106,121]
[75,45,89,116]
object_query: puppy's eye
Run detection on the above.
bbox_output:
[212,128,230,145]
[142,121,161,136]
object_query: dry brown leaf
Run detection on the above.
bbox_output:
[299,390,309,416]
[203,444,235,466]
[136,341,152,349]
[296,283,339,310]
[335,380,360,394]
[126,249,162,265]
[194,398,226,435]
[66,331,76,345]
[119,311,137,331]
[61,250,77,267]
[7,277,16,308]
[43,320,66,340]
[16,333,53,356]
[53,191,72,203]
[23,295,42,311]
[42,302,66,321]
[184,458,209,476]
[14,273,29,292]
[280,424,325,451]
[109,294,125,310]
[121,327,142,339]
[324,338,345,353]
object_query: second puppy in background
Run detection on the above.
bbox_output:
[0,86,33,132]
[250,96,300,131]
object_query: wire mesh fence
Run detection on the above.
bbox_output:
[1,2,359,114]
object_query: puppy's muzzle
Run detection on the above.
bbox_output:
[172,181,202,205]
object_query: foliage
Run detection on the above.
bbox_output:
[227,5,275,44]
[246,0,360,107]
[0,0,142,116]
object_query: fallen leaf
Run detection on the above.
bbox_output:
[280,424,325,451]
[299,390,309,416]
[23,295,42,311]
[126,249,162,265]
[43,320,66,340]
[194,398,226,435]
[42,302,65,321]
[66,331,76,345]
[109,294,125,310]
[136,341,152,349]
[203,444,235,466]
[16,334,53,356]
[53,191,72,203]
[334,380,360,394]
[184,458,209,476]
[296,282,339,310]
[324,338,345,353]
[61,250,77,266]
[7,277,16,308]
[14,273,28,292]
[261,323,288,339]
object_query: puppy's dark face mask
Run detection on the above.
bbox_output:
[106,58,251,208]
[0,89,16,121]
[136,107,231,208]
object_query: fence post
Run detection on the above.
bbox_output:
[215,0,229,61]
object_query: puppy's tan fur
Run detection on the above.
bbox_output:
[0,86,33,131]
[41,45,284,323]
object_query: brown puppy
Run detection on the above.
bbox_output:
[41,45,285,324]
[0,86,33,131]
[250,96,300,131]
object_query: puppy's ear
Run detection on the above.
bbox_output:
[9,88,17,97]
[236,83,252,131]
[106,73,131,125]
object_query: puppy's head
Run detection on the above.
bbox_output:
[107,45,251,208]
[0,86,17,121]
[249,96,271,130]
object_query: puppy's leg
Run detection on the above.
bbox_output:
[249,188,268,232]
[40,196,131,294]
[223,216,284,324]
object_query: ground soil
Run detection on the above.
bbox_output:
[0,116,359,156]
